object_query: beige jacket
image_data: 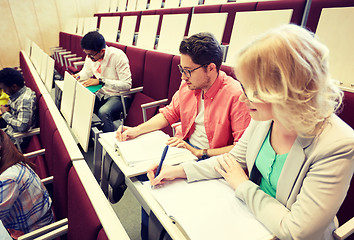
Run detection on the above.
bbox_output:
[182,115,354,240]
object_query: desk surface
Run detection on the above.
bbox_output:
[0,221,11,240]
[99,133,275,240]
[99,136,148,177]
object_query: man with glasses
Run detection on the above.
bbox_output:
[117,32,250,159]
[117,32,251,240]
[73,31,132,132]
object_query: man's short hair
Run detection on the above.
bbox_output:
[179,32,223,71]
[0,68,25,88]
[81,31,106,52]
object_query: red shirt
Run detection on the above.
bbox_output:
[160,71,251,148]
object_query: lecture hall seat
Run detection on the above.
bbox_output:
[220,2,257,44]
[67,167,103,240]
[255,0,307,26]
[306,0,354,33]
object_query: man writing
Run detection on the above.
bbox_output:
[0,68,36,149]
[73,31,132,132]
[116,32,251,159]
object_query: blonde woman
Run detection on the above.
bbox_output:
[147,24,354,240]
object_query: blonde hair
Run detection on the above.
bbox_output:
[235,24,343,136]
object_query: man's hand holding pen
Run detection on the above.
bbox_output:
[116,125,140,141]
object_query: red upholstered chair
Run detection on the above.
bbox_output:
[143,51,172,101]
[167,55,182,104]
[97,229,108,240]
[124,92,156,127]
[160,55,182,136]
[117,10,142,34]
[107,42,127,53]
[66,34,85,75]
[255,0,306,26]
[94,13,114,30]
[20,51,42,100]
[220,64,236,79]
[338,91,354,129]
[220,2,257,44]
[333,90,354,239]
[52,130,73,221]
[67,167,102,240]
[23,95,49,179]
[24,136,47,179]
[125,46,147,88]
[54,33,73,75]
[155,8,173,35]
[39,108,58,177]
[194,4,222,13]
[306,0,354,33]
[171,7,193,36]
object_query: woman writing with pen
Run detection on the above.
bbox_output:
[147,24,354,239]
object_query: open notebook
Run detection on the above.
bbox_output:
[112,130,197,167]
[144,179,273,240]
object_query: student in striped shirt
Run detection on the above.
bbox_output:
[0,129,53,238]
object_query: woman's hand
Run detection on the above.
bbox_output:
[215,153,249,190]
[147,164,186,186]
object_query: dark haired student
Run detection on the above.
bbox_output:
[73,31,132,132]
[0,68,36,149]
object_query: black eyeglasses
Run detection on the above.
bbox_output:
[239,82,248,99]
[86,51,100,59]
[178,64,206,78]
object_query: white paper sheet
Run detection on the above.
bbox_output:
[145,179,273,240]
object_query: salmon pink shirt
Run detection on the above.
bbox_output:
[160,71,251,148]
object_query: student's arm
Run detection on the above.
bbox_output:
[0,178,19,214]
[167,137,233,159]
[77,57,94,80]
[230,93,251,144]
[116,113,169,141]
[196,145,234,158]
[147,164,187,186]
[2,98,35,132]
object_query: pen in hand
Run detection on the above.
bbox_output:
[155,145,169,178]
[120,112,124,134]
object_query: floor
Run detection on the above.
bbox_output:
[82,145,142,240]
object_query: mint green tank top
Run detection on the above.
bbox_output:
[255,127,288,198]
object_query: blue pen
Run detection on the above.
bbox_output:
[155,145,169,177]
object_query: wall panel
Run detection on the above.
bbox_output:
[0,0,21,67]
[33,0,61,53]
[9,0,43,53]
